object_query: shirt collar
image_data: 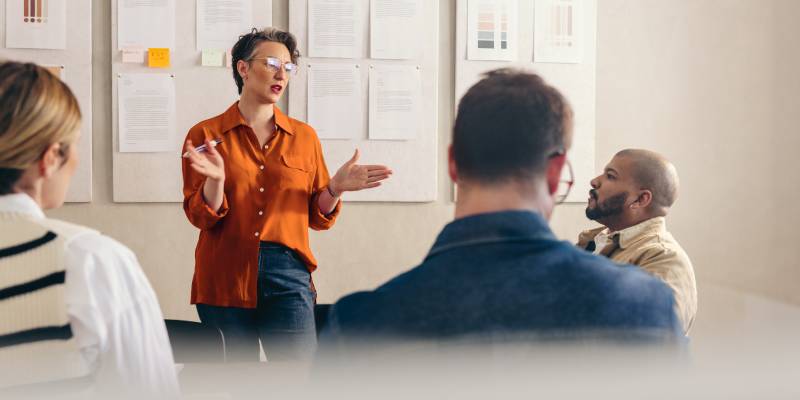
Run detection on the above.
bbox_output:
[602,216,667,250]
[427,210,557,259]
[220,101,295,135]
[0,193,46,219]
[273,105,295,135]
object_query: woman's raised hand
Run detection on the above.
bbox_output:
[185,139,225,182]
[329,149,392,194]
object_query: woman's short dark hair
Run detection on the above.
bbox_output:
[231,27,300,94]
[453,68,572,184]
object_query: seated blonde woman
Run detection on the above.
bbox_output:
[0,62,178,398]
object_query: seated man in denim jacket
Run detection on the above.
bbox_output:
[319,69,681,351]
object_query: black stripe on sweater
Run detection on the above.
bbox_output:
[0,231,57,259]
[0,324,73,348]
[0,271,66,301]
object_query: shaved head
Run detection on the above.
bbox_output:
[614,149,679,212]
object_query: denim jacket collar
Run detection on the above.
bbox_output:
[426,210,558,260]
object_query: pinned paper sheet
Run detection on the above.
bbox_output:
[308,0,365,58]
[5,0,67,49]
[118,0,175,50]
[118,73,177,153]
[467,0,518,61]
[370,0,423,59]
[148,48,171,68]
[307,63,363,140]
[196,0,253,51]
[122,47,146,64]
[201,49,225,67]
[368,65,421,141]
[533,0,584,63]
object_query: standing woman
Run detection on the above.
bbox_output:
[181,28,391,361]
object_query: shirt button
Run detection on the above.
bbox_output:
[259,187,264,192]
[264,145,269,150]
[254,232,259,236]
[259,165,264,170]
[258,211,264,216]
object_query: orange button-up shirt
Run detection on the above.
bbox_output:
[182,102,341,308]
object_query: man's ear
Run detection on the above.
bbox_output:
[448,145,458,183]
[38,143,62,179]
[631,189,653,209]
[546,153,566,195]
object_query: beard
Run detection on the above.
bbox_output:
[585,190,628,221]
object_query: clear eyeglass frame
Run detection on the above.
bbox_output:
[249,56,298,76]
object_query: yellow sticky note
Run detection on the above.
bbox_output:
[148,48,170,68]
[201,49,224,67]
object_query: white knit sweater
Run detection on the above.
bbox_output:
[0,212,91,388]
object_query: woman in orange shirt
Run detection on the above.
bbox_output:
[181,28,391,361]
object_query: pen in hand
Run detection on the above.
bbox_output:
[182,139,223,158]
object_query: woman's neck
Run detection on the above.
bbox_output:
[238,92,275,128]
[12,171,44,208]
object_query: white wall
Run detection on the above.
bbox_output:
[47,1,800,327]
[591,0,800,308]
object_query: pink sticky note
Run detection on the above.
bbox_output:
[122,47,145,64]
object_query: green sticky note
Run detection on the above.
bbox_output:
[201,49,225,67]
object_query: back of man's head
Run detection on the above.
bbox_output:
[453,69,573,185]
[615,149,680,214]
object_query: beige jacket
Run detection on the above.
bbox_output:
[577,217,697,334]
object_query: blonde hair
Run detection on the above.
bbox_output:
[0,62,81,194]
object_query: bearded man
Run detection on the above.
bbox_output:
[578,149,697,334]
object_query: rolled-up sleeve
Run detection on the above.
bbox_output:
[308,134,341,231]
[309,189,341,230]
[181,128,229,230]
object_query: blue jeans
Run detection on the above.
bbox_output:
[197,242,317,362]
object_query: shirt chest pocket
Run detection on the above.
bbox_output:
[278,154,314,191]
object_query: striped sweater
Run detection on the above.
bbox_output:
[0,214,91,388]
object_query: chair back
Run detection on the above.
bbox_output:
[165,319,226,363]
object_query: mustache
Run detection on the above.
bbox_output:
[589,189,598,199]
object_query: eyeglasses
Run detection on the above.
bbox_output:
[248,56,298,76]
[549,149,574,205]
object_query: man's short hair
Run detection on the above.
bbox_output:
[453,69,572,184]
[615,149,679,210]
